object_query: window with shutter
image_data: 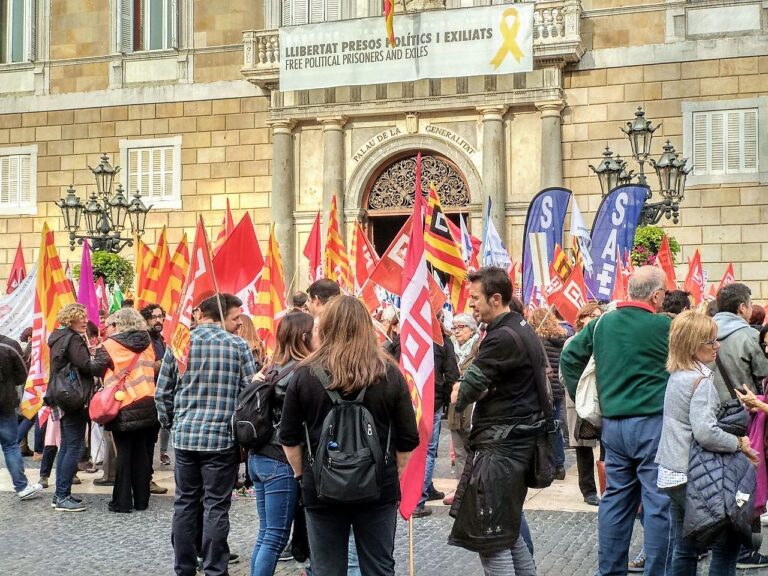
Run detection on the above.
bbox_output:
[121,137,182,209]
[326,0,340,21]
[0,147,37,215]
[1,0,34,63]
[294,0,309,24]
[692,109,759,179]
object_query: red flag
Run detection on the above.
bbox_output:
[213,198,235,256]
[683,249,705,305]
[718,263,735,293]
[95,276,110,313]
[303,211,322,284]
[139,228,172,309]
[213,212,264,296]
[553,265,588,326]
[706,284,717,302]
[612,247,628,302]
[166,218,218,374]
[6,241,26,294]
[352,223,380,311]
[655,235,677,290]
[398,173,436,521]
[384,0,395,47]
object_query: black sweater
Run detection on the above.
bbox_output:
[540,336,567,399]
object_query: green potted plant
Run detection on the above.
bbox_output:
[631,226,680,267]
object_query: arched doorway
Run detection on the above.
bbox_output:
[363,152,472,255]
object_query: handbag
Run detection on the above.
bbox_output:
[575,316,605,427]
[574,414,601,441]
[89,352,141,425]
[715,355,750,437]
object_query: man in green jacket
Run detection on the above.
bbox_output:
[561,266,671,576]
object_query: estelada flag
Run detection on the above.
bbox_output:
[20,223,76,419]
[553,264,588,327]
[303,211,322,284]
[213,212,264,296]
[351,222,380,311]
[655,235,677,290]
[363,216,445,344]
[166,218,217,375]
[718,262,735,293]
[323,195,352,292]
[398,170,436,521]
[683,249,705,305]
[250,225,287,354]
[6,240,26,294]
[213,197,235,256]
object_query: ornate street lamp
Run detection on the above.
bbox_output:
[589,107,692,226]
[55,153,152,253]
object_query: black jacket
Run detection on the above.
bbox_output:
[541,336,567,399]
[0,335,27,416]
[46,328,108,414]
[95,330,158,432]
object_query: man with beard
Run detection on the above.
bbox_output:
[140,304,171,492]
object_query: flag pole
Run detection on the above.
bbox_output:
[198,215,226,327]
[409,517,415,576]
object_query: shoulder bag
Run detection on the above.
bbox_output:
[714,355,750,437]
[89,352,142,425]
[575,317,605,427]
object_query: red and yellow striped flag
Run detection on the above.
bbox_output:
[323,195,352,292]
[161,234,190,320]
[425,184,467,280]
[135,236,155,307]
[20,223,76,419]
[384,0,395,47]
[213,198,235,256]
[251,225,287,354]
[139,228,172,309]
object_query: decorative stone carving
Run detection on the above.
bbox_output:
[401,0,445,12]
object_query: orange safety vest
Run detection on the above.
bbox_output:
[102,339,156,408]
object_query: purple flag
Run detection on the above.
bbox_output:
[77,240,100,326]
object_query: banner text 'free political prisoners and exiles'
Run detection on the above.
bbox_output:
[278,4,534,91]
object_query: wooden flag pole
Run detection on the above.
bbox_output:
[409,516,415,576]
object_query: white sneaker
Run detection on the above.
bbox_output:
[761,511,768,526]
[17,483,43,501]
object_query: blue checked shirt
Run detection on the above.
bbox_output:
[155,323,256,452]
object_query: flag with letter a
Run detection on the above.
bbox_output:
[6,241,26,294]
[398,176,436,521]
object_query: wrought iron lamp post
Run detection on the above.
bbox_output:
[55,153,152,253]
[589,107,692,226]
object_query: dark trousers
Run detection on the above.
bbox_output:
[40,445,58,478]
[146,423,160,476]
[110,428,153,512]
[575,446,598,498]
[55,412,87,499]
[305,502,398,576]
[172,447,239,576]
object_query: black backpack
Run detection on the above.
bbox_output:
[304,367,391,505]
[232,361,296,451]
[46,333,90,413]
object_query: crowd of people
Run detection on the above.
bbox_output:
[3,266,768,576]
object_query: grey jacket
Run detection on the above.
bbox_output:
[712,312,768,401]
[655,365,739,474]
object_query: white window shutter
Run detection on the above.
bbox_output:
[20,155,30,204]
[164,148,173,200]
[151,149,162,200]
[309,0,323,23]
[294,0,308,25]
[281,0,292,25]
[743,109,758,172]
[119,0,134,53]
[24,0,35,61]
[326,0,340,21]
[726,111,741,173]
[168,0,177,49]
[0,157,9,204]
[8,157,19,205]
[692,112,708,176]
[709,112,724,174]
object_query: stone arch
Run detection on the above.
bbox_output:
[345,133,482,219]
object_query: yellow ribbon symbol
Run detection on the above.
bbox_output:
[490,8,524,70]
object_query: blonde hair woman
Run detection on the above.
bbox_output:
[46,303,109,512]
[238,314,266,373]
[93,307,157,513]
[656,310,756,574]
[279,296,419,575]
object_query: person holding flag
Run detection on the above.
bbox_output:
[448,267,548,573]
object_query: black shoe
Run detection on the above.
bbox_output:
[583,494,600,506]
[93,477,115,486]
[411,506,433,518]
[228,553,240,564]
[737,550,768,569]
[426,487,445,501]
[554,467,566,480]
[278,548,294,562]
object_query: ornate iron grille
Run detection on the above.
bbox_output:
[367,155,470,211]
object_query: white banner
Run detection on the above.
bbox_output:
[0,263,37,342]
[279,4,534,91]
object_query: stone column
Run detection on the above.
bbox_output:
[537,101,565,189]
[269,119,296,285]
[478,106,507,243]
[319,116,347,240]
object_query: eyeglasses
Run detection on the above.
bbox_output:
[452,325,468,331]
[701,338,718,347]
[151,314,165,320]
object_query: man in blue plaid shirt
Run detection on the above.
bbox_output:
[156,293,256,576]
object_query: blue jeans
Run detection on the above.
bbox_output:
[553,397,566,469]
[598,416,672,576]
[667,485,740,576]
[520,512,534,557]
[17,415,44,453]
[418,410,442,508]
[0,412,29,492]
[248,454,299,576]
[55,412,87,499]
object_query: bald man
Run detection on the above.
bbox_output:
[561,266,672,576]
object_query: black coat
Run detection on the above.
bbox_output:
[0,335,27,415]
[95,330,158,433]
[541,336,567,399]
[46,328,109,414]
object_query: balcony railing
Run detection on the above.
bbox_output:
[243,0,583,90]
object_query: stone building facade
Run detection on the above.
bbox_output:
[0,0,767,297]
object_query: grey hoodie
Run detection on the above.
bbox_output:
[712,311,768,401]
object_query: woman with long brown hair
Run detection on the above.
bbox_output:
[280,296,419,575]
[248,311,314,576]
[238,314,267,373]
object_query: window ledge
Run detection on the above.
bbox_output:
[147,199,182,210]
[122,48,179,61]
[0,61,34,72]
[0,205,37,216]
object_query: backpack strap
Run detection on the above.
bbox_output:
[715,355,739,399]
